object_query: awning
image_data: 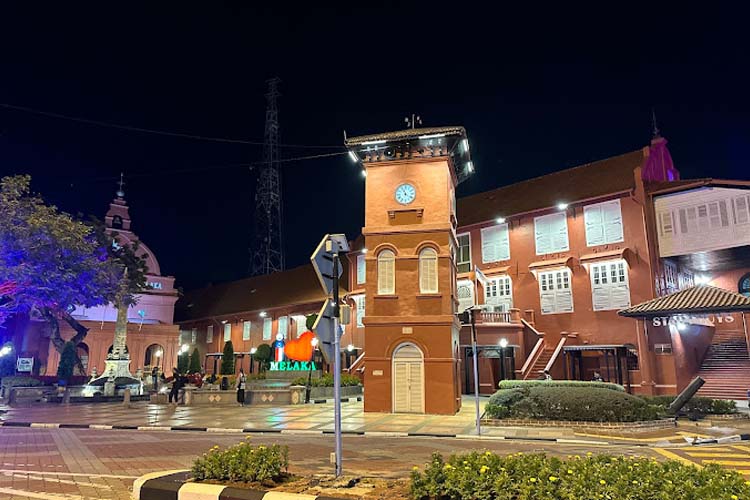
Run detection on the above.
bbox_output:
[528,256,576,277]
[619,285,750,318]
[480,265,511,277]
[564,344,633,352]
[580,247,634,264]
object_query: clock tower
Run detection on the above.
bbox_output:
[345,126,473,414]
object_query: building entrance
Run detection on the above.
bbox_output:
[392,343,424,413]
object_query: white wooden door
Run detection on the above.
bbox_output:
[392,344,424,413]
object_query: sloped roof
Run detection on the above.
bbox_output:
[619,285,750,318]
[457,149,645,227]
[345,126,465,146]
[647,178,750,195]
[176,264,347,323]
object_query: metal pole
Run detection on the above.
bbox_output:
[470,309,481,436]
[332,250,343,477]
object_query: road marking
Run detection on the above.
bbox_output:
[0,469,138,479]
[0,485,91,499]
[653,447,702,468]
[685,452,750,458]
[573,431,682,442]
[704,460,750,467]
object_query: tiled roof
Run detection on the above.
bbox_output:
[647,178,750,195]
[457,149,645,227]
[619,285,750,317]
[345,126,465,146]
[175,264,348,323]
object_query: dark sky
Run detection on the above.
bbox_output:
[1,4,748,290]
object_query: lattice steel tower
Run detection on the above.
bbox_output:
[250,77,284,276]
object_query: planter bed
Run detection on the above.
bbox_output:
[483,417,677,431]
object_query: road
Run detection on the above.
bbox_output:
[0,427,652,499]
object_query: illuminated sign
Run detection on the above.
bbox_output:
[652,314,735,327]
[269,361,317,372]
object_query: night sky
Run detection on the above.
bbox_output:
[1,4,748,290]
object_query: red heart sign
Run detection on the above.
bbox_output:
[284,331,316,361]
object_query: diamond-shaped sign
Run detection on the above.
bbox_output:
[310,234,350,296]
[312,298,343,364]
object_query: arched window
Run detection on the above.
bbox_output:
[112,215,123,229]
[419,247,438,293]
[377,249,395,295]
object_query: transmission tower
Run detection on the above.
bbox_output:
[250,77,285,276]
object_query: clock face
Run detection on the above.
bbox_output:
[395,183,416,205]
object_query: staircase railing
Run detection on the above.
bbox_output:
[544,336,567,373]
[346,351,366,374]
[519,319,545,380]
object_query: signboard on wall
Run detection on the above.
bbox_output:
[16,357,34,373]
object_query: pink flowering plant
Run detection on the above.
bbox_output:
[410,451,750,500]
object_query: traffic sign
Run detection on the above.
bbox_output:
[310,234,350,295]
[312,298,343,363]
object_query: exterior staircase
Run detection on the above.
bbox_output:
[524,348,554,380]
[696,330,750,400]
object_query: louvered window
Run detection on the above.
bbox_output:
[584,200,624,246]
[377,249,395,295]
[481,223,510,263]
[590,259,630,311]
[419,248,438,293]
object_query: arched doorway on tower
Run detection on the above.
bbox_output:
[392,343,424,413]
[144,344,164,371]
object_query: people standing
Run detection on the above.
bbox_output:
[151,366,159,392]
[543,369,552,381]
[168,367,182,404]
[236,369,247,406]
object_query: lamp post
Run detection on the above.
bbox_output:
[305,338,319,403]
[498,338,508,381]
[459,307,481,436]
[250,347,257,374]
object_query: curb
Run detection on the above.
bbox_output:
[311,397,362,404]
[0,420,623,445]
[133,470,346,500]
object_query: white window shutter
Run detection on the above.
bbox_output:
[242,321,252,340]
[223,323,232,342]
[584,204,605,246]
[535,216,551,255]
[356,254,366,284]
[206,325,213,344]
[555,288,574,312]
[262,318,272,340]
[553,213,570,252]
[295,315,307,336]
[378,251,395,294]
[540,290,556,314]
[278,316,288,338]
[498,224,510,261]
[481,224,509,263]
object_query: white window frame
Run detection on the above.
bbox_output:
[538,268,574,315]
[242,321,252,341]
[481,223,510,263]
[419,247,438,293]
[352,294,365,328]
[206,325,214,344]
[223,323,232,342]
[456,279,475,313]
[377,249,396,295]
[191,328,197,344]
[485,275,513,311]
[294,315,307,337]
[584,199,624,247]
[356,254,366,285]
[589,259,631,311]
[262,317,272,340]
[456,232,471,273]
[534,212,569,255]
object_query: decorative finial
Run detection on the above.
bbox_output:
[116,172,125,198]
[404,114,422,129]
[651,108,660,139]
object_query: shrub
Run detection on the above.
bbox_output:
[498,379,625,392]
[177,352,189,374]
[487,386,659,422]
[641,395,738,416]
[57,341,77,383]
[254,343,272,371]
[290,373,362,387]
[410,451,750,500]
[0,376,42,388]
[192,439,289,483]
[189,348,201,374]
[221,341,235,375]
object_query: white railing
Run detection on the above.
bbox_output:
[477,311,512,324]
[521,338,545,379]
[545,337,567,372]
[347,351,367,373]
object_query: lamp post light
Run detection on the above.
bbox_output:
[250,347,257,374]
[498,338,508,380]
[0,345,12,357]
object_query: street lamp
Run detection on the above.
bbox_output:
[306,337,320,403]
[249,347,257,374]
[459,307,481,436]
[180,344,189,354]
[0,345,11,357]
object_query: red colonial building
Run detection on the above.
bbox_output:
[177,129,750,412]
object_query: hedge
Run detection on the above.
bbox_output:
[498,379,625,392]
[487,386,660,422]
[290,373,362,387]
[411,451,750,500]
[641,395,738,416]
[0,376,42,388]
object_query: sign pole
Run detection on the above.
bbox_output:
[332,250,343,477]
[470,308,481,436]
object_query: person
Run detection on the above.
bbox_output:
[168,367,182,404]
[543,369,552,381]
[592,371,604,382]
[236,369,247,406]
[151,366,159,392]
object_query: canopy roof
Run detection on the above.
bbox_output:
[619,285,750,318]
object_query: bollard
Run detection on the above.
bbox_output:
[123,387,131,407]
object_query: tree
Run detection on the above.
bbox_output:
[0,176,148,370]
[189,348,201,374]
[221,341,235,375]
[177,352,189,374]
[57,341,77,383]
[254,343,272,372]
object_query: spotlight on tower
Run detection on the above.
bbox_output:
[557,202,569,210]
[496,217,506,224]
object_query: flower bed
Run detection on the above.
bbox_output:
[410,451,750,500]
[192,438,289,484]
